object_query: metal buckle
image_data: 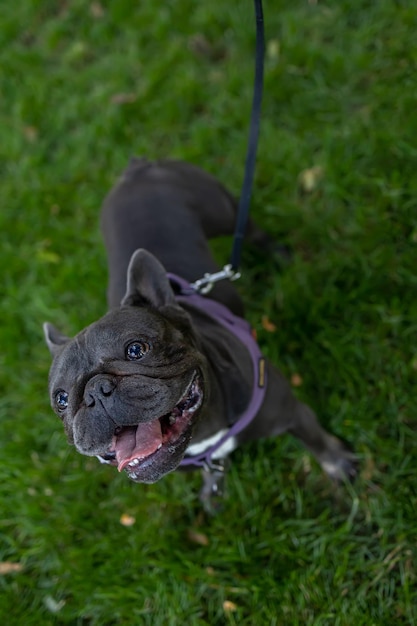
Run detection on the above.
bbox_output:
[202,458,227,474]
[201,458,228,503]
[190,264,241,294]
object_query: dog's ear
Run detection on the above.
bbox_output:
[122,249,176,308]
[43,322,70,357]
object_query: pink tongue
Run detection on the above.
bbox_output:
[114,420,163,472]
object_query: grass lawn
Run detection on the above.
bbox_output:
[1,0,416,624]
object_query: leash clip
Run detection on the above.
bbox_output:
[202,458,227,474]
[191,264,241,294]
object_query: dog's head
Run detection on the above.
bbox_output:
[44,250,206,483]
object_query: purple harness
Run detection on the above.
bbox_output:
[167,274,267,469]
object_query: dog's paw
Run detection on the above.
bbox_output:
[321,449,359,483]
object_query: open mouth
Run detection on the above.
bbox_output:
[97,372,203,479]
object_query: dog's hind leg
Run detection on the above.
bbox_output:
[285,402,358,481]
[242,363,358,482]
[135,158,284,253]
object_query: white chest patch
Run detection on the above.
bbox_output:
[185,428,237,460]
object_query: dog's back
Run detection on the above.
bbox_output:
[101,158,243,312]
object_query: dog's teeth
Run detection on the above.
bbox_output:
[129,458,139,467]
[169,415,177,425]
[157,443,162,450]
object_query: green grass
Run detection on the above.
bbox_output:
[1,0,416,623]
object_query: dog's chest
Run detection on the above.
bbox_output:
[185,429,237,460]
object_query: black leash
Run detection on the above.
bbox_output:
[192,0,265,293]
[230,0,265,272]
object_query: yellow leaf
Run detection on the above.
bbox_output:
[267,39,280,61]
[223,600,238,613]
[298,166,324,193]
[120,513,136,527]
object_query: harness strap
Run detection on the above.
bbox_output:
[167,274,267,469]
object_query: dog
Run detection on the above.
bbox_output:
[44,158,356,512]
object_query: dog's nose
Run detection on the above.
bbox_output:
[99,379,116,396]
[85,377,116,407]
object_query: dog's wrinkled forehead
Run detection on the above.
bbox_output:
[48,306,187,385]
[83,306,173,354]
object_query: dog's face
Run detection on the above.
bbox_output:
[44,250,207,483]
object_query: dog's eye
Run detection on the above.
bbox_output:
[125,341,151,361]
[55,390,69,410]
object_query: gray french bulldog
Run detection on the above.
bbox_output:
[44,158,356,511]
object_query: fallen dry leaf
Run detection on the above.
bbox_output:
[23,126,38,142]
[90,2,104,18]
[361,455,376,481]
[298,165,324,193]
[187,529,209,546]
[120,513,136,527]
[0,562,24,575]
[267,38,280,61]
[111,93,137,105]
[188,34,225,62]
[261,315,277,333]
[223,600,238,613]
[189,34,214,58]
[291,373,303,387]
